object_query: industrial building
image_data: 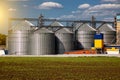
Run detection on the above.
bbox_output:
[6,14,120,55]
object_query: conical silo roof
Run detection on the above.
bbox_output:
[73,23,83,31]
[11,20,34,31]
[55,28,73,33]
[78,23,96,31]
[97,24,116,31]
[50,21,64,26]
[35,28,53,33]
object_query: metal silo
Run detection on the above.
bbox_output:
[97,24,116,45]
[8,20,34,55]
[55,28,74,54]
[76,23,96,49]
[48,21,64,32]
[29,28,55,55]
[66,27,73,32]
[73,23,83,32]
[73,23,83,49]
[50,21,64,27]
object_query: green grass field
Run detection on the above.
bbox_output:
[0,57,120,80]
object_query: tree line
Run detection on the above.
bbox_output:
[0,34,6,45]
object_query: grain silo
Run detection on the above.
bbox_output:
[48,21,64,32]
[97,24,116,45]
[50,21,64,27]
[73,23,83,32]
[76,23,96,49]
[29,28,55,55]
[8,20,34,55]
[55,28,74,54]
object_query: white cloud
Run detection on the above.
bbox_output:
[89,4,120,10]
[72,10,82,14]
[8,8,16,11]
[8,0,28,1]
[78,4,90,9]
[103,17,114,21]
[102,0,118,2]
[38,2,63,9]
[83,10,116,18]
[60,3,120,20]
[57,15,76,19]
[78,4,120,20]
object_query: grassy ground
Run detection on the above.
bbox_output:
[0,57,120,80]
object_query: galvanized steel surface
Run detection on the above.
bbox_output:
[55,28,74,54]
[50,21,64,26]
[29,28,55,55]
[97,24,116,31]
[76,31,96,49]
[98,24,116,44]
[76,24,96,49]
[8,20,34,55]
[65,27,73,32]
[73,23,83,32]
[77,23,96,31]
[9,20,34,31]
[48,21,64,32]
[100,31,116,44]
[8,30,30,55]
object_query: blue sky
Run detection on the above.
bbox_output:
[0,0,120,34]
[8,0,120,20]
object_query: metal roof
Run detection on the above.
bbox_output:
[50,21,64,26]
[11,20,34,31]
[35,28,53,33]
[97,24,116,31]
[55,28,73,33]
[78,23,96,31]
[73,23,83,31]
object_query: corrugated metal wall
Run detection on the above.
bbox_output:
[8,30,30,55]
[75,23,96,49]
[8,20,34,55]
[29,28,55,55]
[97,24,116,45]
[55,28,74,54]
